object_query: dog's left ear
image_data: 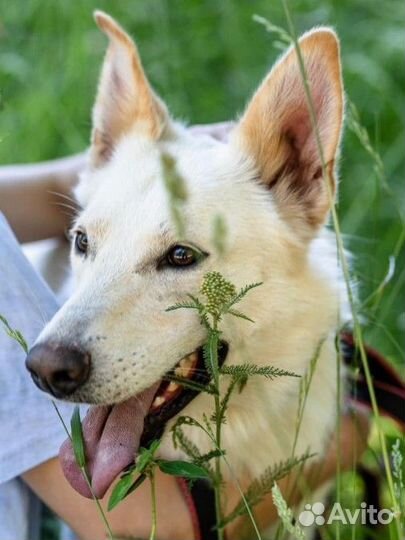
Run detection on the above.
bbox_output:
[233,28,343,235]
[90,11,169,167]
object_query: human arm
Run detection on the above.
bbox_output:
[0,122,233,244]
[22,409,369,540]
[0,153,85,243]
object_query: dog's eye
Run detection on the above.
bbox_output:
[74,231,88,255]
[166,245,203,268]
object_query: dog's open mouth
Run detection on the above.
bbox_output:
[59,343,228,498]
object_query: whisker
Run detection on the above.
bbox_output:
[48,190,79,206]
[50,201,80,216]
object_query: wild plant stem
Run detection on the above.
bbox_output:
[218,452,263,540]
[51,401,115,540]
[210,321,224,540]
[290,339,324,458]
[83,468,115,540]
[281,1,402,536]
[0,317,116,539]
[178,416,263,539]
[149,471,157,540]
[274,340,323,540]
[335,336,342,540]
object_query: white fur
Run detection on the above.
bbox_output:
[36,125,347,475]
[35,20,348,490]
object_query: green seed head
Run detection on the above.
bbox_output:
[201,271,236,316]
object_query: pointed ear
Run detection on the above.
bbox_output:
[233,28,343,234]
[90,11,168,167]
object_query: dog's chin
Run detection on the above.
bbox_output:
[59,343,228,499]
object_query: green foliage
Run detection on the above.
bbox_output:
[167,273,262,328]
[108,473,146,511]
[219,452,315,527]
[164,373,218,395]
[70,406,86,469]
[295,337,326,445]
[0,314,28,352]
[1,0,402,371]
[392,438,405,529]
[160,153,188,238]
[168,272,305,539]
[215,364,300,425]
[211,214,228,256]
[158,460,209,479]
[109,437,210,512]
[136,440,161,474]
[1,3,404,538]
[271,483,305,540]
[0,316,116,538]
[201,271,237,318]
[108,440,163,511]
[220,363,299,380]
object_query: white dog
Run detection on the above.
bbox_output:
[26,11,345,510]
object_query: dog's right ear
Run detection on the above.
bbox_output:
[90,11,168,168]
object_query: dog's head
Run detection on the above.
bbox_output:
[26,12,343,498]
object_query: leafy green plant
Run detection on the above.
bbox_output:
[98,271,308,540]
[219,452,315,529]
[392,438,405,531]
[272,483,305,540]
[160,153,188,239]
[0,314,28,353]
[1,4,404,539]
[166,271,309,539]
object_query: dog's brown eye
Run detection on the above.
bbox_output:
[75,231,88,255]
[166,245,201,267]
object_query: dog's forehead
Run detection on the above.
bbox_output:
[78,134,245,235]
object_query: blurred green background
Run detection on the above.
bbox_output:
[0,2,404,539]
[2,0,403,369]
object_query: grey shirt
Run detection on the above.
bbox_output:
[0,214,76,539]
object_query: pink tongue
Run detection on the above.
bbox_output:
[59,383,159,499]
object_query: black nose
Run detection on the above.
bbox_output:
[25,343,91,398]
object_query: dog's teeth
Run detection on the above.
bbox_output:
[180,357,192,368]
[168,382,179,392]
[176,364,192,377]
[152,396,165,408]
[176,352,198,378]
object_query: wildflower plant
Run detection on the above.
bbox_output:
[2,6,402,539]
[166,271,306,539]
[271,483,305,540]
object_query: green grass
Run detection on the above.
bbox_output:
[1,1,404,539]
[1,0,403,369]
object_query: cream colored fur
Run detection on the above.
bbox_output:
[35,11,347,487]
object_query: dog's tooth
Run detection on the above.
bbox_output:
[175,365,191,378]
[188,351,198,364]
[152,396,165,408]
[168,382,179,392]
[181,355,195,368]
